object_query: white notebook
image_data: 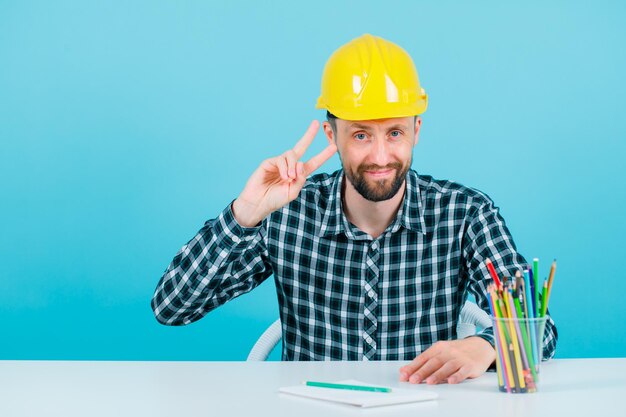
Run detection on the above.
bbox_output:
[278,379,438,408]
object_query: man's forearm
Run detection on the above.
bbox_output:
[151,203,271,325]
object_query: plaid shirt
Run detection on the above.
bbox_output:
[152,169,557,361]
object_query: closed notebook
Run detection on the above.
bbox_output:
[278,379,438,408]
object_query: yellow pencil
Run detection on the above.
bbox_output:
[488,289,504,389]
[503,292,526,390]
[491,291,515,392]
[545,259,557,310]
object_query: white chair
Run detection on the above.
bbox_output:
[247,300,492,361]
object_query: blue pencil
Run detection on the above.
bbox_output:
[524,269,539,367]
[533,258,540,319]
[527,267,537,317]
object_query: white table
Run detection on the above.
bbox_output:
[0,359,624,416]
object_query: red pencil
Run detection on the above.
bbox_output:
[486,258,503,288]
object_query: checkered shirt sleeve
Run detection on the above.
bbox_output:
[151,204,272,325]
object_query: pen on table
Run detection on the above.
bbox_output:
[303,381,392,393]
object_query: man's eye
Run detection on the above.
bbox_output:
[390,130,401,137]
[355,133,367,140]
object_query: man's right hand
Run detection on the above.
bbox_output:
[232,120,337,227]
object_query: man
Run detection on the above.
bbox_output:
[152,34,557,384]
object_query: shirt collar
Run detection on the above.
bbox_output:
[319,169,426,238]
[400,170,427,235]
[319,170,346,237]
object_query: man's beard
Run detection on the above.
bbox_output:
[345,161,409,202]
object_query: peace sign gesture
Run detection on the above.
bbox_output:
[232,120,337,227]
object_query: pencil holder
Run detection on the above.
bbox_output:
[491,316,547,393]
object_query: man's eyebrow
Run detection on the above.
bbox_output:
[386,124,410,131]
[346,123,373,131]
[346,123,410,131]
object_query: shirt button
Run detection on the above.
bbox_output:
[365,335,372,343]
[368,290,375,298]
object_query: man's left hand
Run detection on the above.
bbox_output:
[399,336,496,385]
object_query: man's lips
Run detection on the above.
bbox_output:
[364,169,394,177]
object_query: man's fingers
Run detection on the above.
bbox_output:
[283,119,333,178]
[283,150,298,179]
[425,361,459,385]
[292,120,320,159]
[275,156,289,181]
[447,364,472,384]
[399,342,443,381]
[399,356,427,381]
[408,355,444,384]
[288,161,307,201]
[401,339,492,385]
[303,142,337,175]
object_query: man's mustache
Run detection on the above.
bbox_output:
[357,162,403,174]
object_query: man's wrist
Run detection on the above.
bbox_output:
[472,325,496,349]
[466,335,497,370]
[232,198,264,228]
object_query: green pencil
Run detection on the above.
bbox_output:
[540,279,549,317]
[513,295,538,383]
[304,381,392,393]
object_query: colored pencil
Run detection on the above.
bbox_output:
[489,288,513,392]
[487,288,505,389]
[509,292,530,369]
[486,258,502,288]
[503,293,526,390]
[545,259,557,312]
[533,258,539,318]
[484,258,555,393]
[527,268,537,317]
[540,279,548,317]
[304,381,392,393]
[507,343,521,392]
[514,294,538,382]
[517,271,530,322]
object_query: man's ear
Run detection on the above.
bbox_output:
[322,121,335,145]
[413,116,422,146]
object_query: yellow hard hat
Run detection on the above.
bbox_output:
[316,34,428,120]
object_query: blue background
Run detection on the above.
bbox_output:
[1,0,625,361]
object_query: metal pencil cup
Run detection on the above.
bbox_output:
[491,316,547,393]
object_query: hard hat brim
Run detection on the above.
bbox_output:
[316,98,428,121]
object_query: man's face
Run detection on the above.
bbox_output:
[323,116,421,202]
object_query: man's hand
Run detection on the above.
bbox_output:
[399,336,496,385]
[232,120,337,227]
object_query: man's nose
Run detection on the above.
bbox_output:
[368,136,392,166]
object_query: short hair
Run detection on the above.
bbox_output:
[326,111,337,132]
